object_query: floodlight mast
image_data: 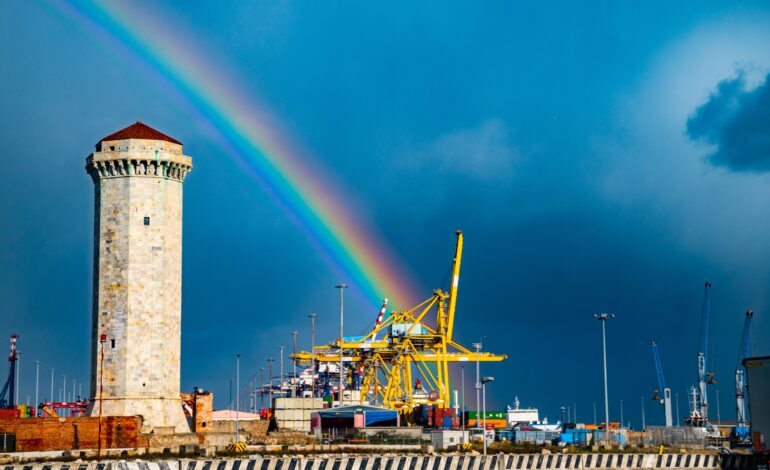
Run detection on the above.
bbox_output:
[593,312,615,443]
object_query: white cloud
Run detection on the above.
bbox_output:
[405,119,520,180]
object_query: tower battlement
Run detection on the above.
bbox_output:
[86,122,192,433]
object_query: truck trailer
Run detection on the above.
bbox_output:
[744,356,770,470]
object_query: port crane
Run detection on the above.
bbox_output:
[0,334,18,410]
[732,309,753,444]
[650,341,673,427]
[293,231,507,415]
[695,282,716,419]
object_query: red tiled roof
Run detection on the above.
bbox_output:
[99,121,182,145]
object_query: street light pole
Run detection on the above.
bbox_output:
[35,361,39,414]
[593,312,615,444]
[308,313,317,399]
[641,396,646,431]
[482,377,494,455]
[336,284,348,406]
[267,358,275,410]
[620,399,624,429]
[461,365,465,431]
[235,354,240,444]
[97,334,106,459]
[279,346,285,397]
[62,373,67,414]
[49,368,54,403]
[291,331,298,398]
[260,367,265,409]
[15,352,20,407]
[472,341,482,428]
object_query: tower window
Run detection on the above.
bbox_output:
[143,217,150,226]
[111,339,116,348]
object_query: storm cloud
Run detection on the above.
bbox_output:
[687,71,770,172]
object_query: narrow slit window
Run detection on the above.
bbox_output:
[111,339,116,348]
[143,217,150,226]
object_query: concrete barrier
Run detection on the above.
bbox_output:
[1,453,756,470]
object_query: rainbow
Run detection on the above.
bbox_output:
[48,0,420,311]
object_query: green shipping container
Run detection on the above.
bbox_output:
[465,411,506,420]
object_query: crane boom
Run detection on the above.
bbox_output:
[650,340,673,427]
[735,309,753,428]
[0,334,18,409]
[445,230,463,344]
[651,341,667,393]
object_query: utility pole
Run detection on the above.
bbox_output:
[593,312,615,443]
[574,404,577,423]
[641,396,646,431]
[308,313,317,399]
[716,389,721,429]
[50,368,54,403]
[291,331,298,398]
[336,284,348,406]
[593,401,597,425]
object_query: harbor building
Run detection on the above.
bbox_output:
[85,122,192,433]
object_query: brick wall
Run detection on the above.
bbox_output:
[0,416,144,452]
[180,392,212,433]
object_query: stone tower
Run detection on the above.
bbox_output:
[85,122,192,433]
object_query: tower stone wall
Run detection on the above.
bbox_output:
[85,123,192,433]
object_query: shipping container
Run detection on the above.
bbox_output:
[467,418,507,429]
[514,430,560,445]
[465,411,506,420]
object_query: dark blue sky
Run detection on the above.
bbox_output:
[1,0,770,427]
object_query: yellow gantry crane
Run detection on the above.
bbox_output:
[293,230,507,416]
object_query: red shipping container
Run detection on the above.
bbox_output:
[0,408,19,419]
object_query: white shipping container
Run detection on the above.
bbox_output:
[273,397,324,410]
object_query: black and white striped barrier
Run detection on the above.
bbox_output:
[2,454,756,470]
[3,462,177,470]
[179,454,753,470]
